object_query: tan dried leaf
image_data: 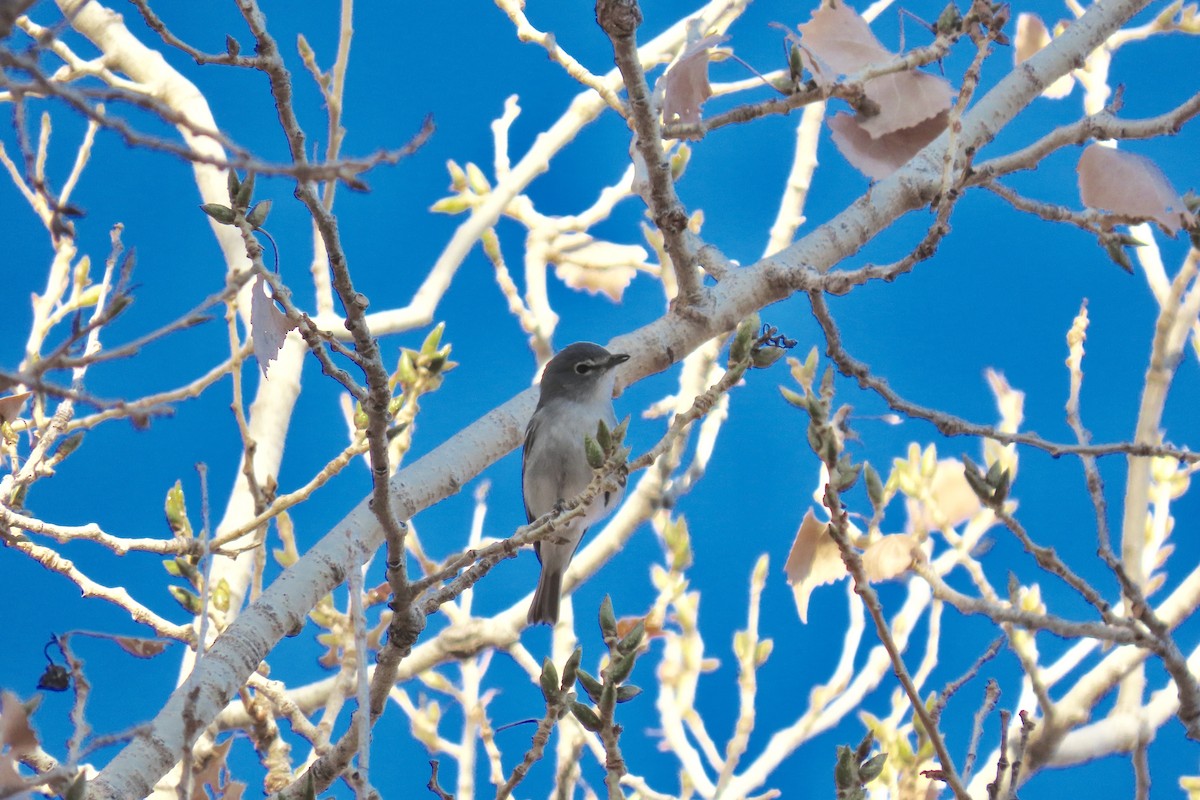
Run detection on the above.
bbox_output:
[1078,144,1195,235]
[799,3,952,137]
[784,509,846,623]
[856,71,954,139]
[862,533,917,581]
[828,110,948,181]
[250,274,297,376]
[1014,13,1074,99]
[552,234,648,301]
[0,692,38,756]
[798,3,890,73]
[661,35,727,131]
[113,636,170,659]
[0,392,30,425]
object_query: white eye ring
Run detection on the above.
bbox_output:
[575,362,593,374]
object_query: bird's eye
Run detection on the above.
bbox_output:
[575,362,592,374]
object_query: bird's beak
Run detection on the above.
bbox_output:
[607,353,631,369]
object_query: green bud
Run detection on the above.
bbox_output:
[611,415,630,444]
[864,462,884,512]
[596,418,612,453]
[584,434,605,469]
[53,433,84,460]
[1104,240,1133,273]
[421,322,445,357]
[169,585,202,615]
[854,731,874,763]
[246,199,272,230]
[606,650,636,685]
[936,2,962,34]
[446,160,468,191]
[465,162,491,194]
[729,314,760,366]
[397,350,418,386]
[616,620,645,655]
[236,171,255,210]
[834,744,856,789]
[992,469,1011,504]
[751,345,785,369]
[860,752,887,783]
[200,203,235,225]
[226,169,241,203]
[755,639,774,667]
[576,669,604,705]
[598,595,618,639]
[780,386,807,409]
[963,462,993,502]
[430,196,473,214]
[616,684,643,703]
[569,701,602,732]
[670,143,691,181]
[560,647,582,693]
[212,578,231,613]
[540,657,561,703]
[165,480,192,538]
[599,680,616,717]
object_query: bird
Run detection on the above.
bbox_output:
[523,342,630,626]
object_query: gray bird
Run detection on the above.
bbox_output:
[523,342,630,625]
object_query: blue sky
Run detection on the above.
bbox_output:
[3,0,1200,797]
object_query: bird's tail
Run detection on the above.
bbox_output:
[527,567,562,626]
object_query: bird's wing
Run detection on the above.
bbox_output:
[522,410,542,564]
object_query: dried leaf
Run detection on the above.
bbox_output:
[799,3,952,137]
[855,71,954,139]
[784,509,846,623]
[829,111,949,181]
[250,274,297,376]
[0,392,30,425]
[1014,14,1074,99]
[0,692,38,756]
[113,636,170,659]
[862,533,917,581]
[1078,144,1195,235]
[798,3,890,74]
[552,234,648,301]
[661,35,727,131]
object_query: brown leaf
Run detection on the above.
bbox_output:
[1078,144,1195,235]
[250,274,297,376]
[552,234,648,301]
[0,392,30,425]
[193,736,233,792]
[112,636,170,659]
[799,3,952,136]
[798,3,890,74]
[1014,13,1074,99]
[0,692,38,756]
[855,71,953,139]
[829,110,948,181]
[862,533,917,581]
[784,509,846,623]
[661,34,727,131]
